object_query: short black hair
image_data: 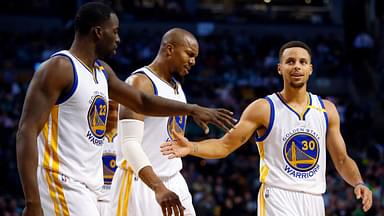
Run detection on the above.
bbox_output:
[279,41,312,60]
[74,2,114,35]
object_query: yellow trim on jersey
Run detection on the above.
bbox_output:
[306,105,326,113]
[123,169,133,216]
[44,169,61,215]
[117,168,134,216]
[42,106,70,215]
[257,141,265,159]
[117,169,128,216]
[105,128,118,143]
[279,92,311,120]
[73,55,98,83]
[120,160,128,170]
[260,165,269,183]
[52,172,70,216]
[258,184,266,216]
[51,106,70,215]
[289,93,310,120]
[43,114,61,215]
[43,123,61,215]
[43,122,51,168]
[51,106,60,173]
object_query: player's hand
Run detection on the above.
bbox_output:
[22,204,44,216]
[354,184,373,212]
[160,130,192,159]
[155,185,185,216]
[190,105,235,134]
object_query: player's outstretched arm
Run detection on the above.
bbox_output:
[161,99,269,159]
[16,57,74,216]
[324,100,373,212]
[103,62,235,133]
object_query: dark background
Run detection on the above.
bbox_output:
[0,0,383,215]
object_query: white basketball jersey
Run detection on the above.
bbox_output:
[256,92,328,194]
[37,50,109,191]
[117,66,187,177]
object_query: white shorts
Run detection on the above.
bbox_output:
[258,184,325,216]
[37,166,100,216]
[97,186,112,216]
[110,167,196,216]
[97,200,111,216]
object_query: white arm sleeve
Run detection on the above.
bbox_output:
[118,119,151,175]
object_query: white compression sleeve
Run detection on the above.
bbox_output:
[118,119,151,174]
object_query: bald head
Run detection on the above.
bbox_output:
[153,28,199,78]
[160,28,197,50]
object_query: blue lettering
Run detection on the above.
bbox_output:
[86,130,104,146]
[284,164,320,179]
[295,171,301,178]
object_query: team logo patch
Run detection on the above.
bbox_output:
[283,132,319,172]
[87,95,108,139]
[167,115,186,140]
[102,153,117,185]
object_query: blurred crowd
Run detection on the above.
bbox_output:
[1,2,384,215]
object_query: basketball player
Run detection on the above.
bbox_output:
[110,28,198,216]
[161,41,373,215]
[16,3,234,216]
[97,100,118,216]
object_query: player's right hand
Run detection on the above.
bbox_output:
[354,184,373,212]
[155,185,185,216]
[190,105,236,134]
[22,204,44,216]
[160,130,192,159]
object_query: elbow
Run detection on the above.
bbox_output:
[334,156,349,170]
[16,123,38,150]
[221,151,231,158]
[133,93,149,114]
[218,145,233,158]
[16,124,26,147]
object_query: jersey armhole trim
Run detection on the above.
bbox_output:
[95,60,108,81]
[53,54,78,105]
[255,97,275,142]
[131,71,158,96]
[317,96,328,131]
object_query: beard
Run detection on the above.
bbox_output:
[289,81,305,89]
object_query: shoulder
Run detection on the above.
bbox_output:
[236,98,271,129]
[126,71,155,95]
[27,56,74,98]
[246,98,270,113]
[242,98,270,120]
[126,72,150,84]
[41,55,73,72]
[322,99,338,114]
[36,56,73,85]
[321,99,339,123]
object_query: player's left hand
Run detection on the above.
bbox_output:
[354,184,373,212]
[155,184,185,216]
[190,105,235,134]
